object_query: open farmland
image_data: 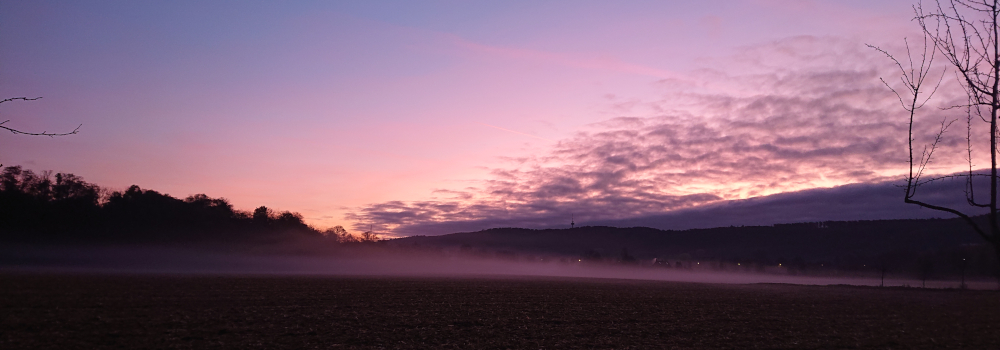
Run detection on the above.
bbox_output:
[2,273,998,349]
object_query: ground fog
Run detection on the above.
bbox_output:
[3,243,993,290]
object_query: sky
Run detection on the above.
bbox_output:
[0,0,982,236]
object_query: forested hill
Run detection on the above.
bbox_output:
[0,166,322,244]
[392,217,990,265]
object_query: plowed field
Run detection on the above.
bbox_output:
[2,273,998,349]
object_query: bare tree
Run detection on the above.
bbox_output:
[876,0,1000,272]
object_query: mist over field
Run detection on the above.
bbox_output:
[3,236,994,291]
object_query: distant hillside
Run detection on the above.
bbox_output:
[380,170,994,236]
[391,216,991,267]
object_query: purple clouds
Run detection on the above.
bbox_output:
[349,36,979,237]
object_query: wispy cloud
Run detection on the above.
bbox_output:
[350,36,973,236]
[453,37,686,80]
[477,122,556,142]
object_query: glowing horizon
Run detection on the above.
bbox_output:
[2,0,974,237]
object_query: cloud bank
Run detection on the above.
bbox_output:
[349,36,978,236]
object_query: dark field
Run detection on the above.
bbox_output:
[2,273,999,349]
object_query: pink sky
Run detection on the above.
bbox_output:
[1,0,968,236]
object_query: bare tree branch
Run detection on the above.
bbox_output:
[883,0,1000,251]
[0,97,82,137]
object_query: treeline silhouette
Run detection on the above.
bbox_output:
[5,166,996,280]
[394,220,1000,279]
[0,166,374,244]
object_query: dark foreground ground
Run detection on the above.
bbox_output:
[1,273,998,349]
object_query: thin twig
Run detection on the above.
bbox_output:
[0,97,82,137]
